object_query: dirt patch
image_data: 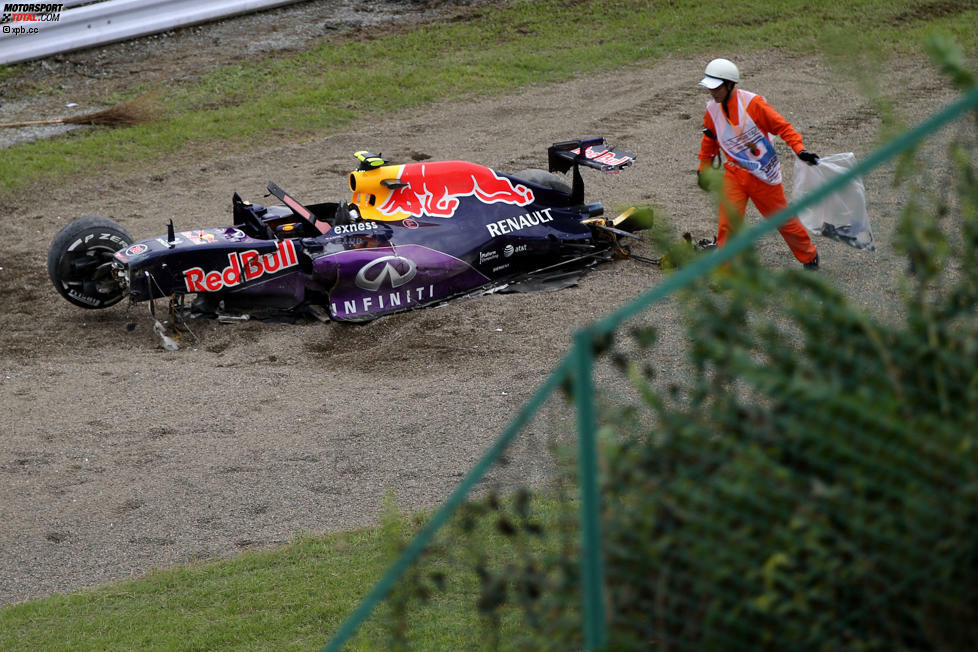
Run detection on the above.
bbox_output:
[0,6,964,606]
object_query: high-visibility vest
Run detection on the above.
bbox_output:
[706,89,782,185]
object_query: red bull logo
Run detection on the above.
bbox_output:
[373,162,535,219]
[183,240,298,293]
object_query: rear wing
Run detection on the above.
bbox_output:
[547,137,636,204]
[548,137,636,174]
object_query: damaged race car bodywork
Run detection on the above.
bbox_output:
[48,138,639,322]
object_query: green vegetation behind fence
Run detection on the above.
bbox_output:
[325,41,978,651]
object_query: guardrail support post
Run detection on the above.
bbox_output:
[573,329,607,650]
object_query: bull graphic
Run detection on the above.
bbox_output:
[378,162,535,218]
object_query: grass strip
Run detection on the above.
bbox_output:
[0,0,974,196]
[0,493,575,651]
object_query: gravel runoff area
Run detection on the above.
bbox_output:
[0,1,963,605]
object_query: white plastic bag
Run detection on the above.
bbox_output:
[793,152,875,251]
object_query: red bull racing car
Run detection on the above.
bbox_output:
[47,138,640,324]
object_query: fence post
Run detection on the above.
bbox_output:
[573,329,607,650]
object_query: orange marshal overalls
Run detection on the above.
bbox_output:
[698,88,818,264]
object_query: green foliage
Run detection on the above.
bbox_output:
[597,242,978,648]
[351,486,582,651]
[433,486,587,651]
[406,40,978,652]
[579,51,978,649]
[927,34,978,92]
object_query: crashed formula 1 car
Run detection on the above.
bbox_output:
[48,138,642,324]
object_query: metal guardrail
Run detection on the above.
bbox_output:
[0,0,303,65]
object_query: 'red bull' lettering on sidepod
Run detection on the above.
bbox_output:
[378,162,534,218]
[183,240,298,293]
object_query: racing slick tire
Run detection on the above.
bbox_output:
[513,169,572,195]
[48,216,134,309]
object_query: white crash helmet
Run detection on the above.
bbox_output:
[699,58,740,89]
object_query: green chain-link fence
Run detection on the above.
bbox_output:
[322,74,978,651]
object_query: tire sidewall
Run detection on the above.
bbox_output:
[48,216,134,309]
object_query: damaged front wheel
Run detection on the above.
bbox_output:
[47,216,133,309]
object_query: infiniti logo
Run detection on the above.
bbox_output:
[355,255,418,291]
